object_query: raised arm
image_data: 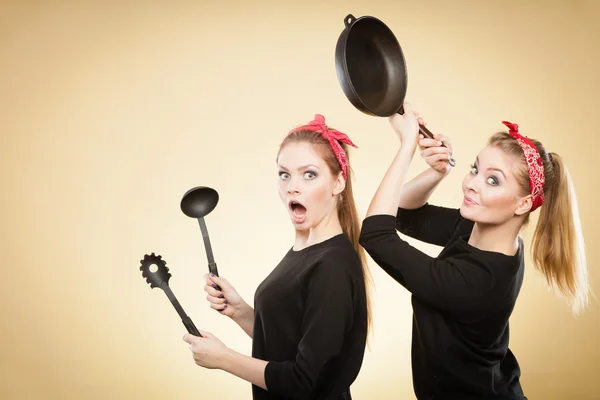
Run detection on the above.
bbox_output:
[365,103,427,218]
[359,214,492,313]
[366,106,463,247]
[394,204,464,247]
[398,130,454,209]
[360,104,488,311]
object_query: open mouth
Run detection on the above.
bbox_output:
[289,200,307,220]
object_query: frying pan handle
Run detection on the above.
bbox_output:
[344,14,356,28]
[419,125,457,167]
[397,106,456,166]
[397,104,436,139]
[418,125,435,140]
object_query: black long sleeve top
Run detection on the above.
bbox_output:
[251,233,368,400]
[359,204,527,400]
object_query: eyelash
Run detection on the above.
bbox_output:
[469,164,499,186]
[278,171,318,180]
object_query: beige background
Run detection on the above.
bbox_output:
[1,0,599,399]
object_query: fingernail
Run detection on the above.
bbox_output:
[219,294,224,298]
[224,305,227,309]
[210,273,214,277]
[224,300,227,304]
[212,283,217,288]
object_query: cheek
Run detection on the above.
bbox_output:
[462,175,469,192]
[480,188,515,210]
[307,180,333,206]
[276,179,286,200]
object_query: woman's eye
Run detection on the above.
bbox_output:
[304,171,317,179]
[487,176,499,186]
[279,171,290,180]
[470,164,478,175]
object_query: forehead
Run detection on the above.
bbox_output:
[278,141,326,168]
[477,146,521,177]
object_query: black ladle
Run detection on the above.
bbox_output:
[180,186,221,290]
[140,253,202,336]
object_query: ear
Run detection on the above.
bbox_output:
[332,172,346,196]
[515,195,533,216]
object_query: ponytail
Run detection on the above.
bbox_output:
[489,133,590,315]
[338,166,374,341]
[531,153,590,315]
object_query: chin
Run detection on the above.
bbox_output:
[290,218,310,229]
[459,204,479,222]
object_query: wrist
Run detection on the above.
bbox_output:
[398,143,417,158]
[219,346,237,372]
[231,301,253,323]
[431,166,450,179]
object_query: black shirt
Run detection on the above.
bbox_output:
[252,233,368,400]
[359,204,527,400]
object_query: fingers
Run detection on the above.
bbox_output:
[418,137,443,149]
[210,302,228,312]
[204,283,223,298]
[206,293,227,306]
[183,333,201,346]
[206,291,227,311]
[207,274,231,291]
[198,330,213,339]
[425,152,452,166]
[430,152,451,162]
[437,135,454,153]
[421,146,452,158]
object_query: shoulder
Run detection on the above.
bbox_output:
[450,237,524,284]
[306,234,362,279]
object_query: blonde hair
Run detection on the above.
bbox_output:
[278,130,374,339]
[489,132,590,315]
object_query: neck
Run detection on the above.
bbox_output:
[294,209,343,251]
[469,218,522,256]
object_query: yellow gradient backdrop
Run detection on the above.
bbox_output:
[1,1,598,399]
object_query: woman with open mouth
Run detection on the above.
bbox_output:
[184,114,372,400]
[358,102,590,400]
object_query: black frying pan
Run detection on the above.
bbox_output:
[335,14,456,167]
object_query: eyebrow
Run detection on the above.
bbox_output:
[475,157,507,179]
[488,167,507,179]
[278,164,320,171]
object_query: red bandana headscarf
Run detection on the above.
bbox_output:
[502,121,545,212]
[287,114,357,180]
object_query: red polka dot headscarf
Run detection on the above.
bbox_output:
[287,114,357,180]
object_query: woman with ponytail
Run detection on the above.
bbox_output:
[183,114,372,400]
[359,103,589,400]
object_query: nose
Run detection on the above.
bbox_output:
[287,176,300,194]
[465,174,480,194]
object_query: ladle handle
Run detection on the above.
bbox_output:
[397,106,456,167]
[209,264,222,291]
[198,217,222,290]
